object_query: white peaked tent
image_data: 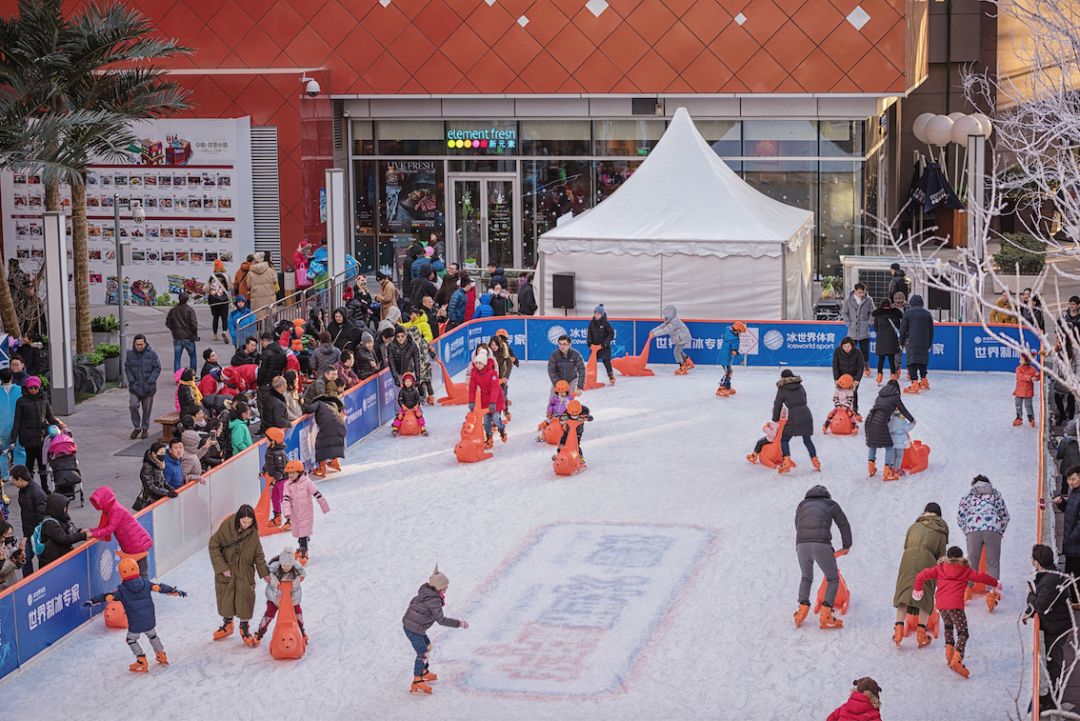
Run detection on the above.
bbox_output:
[537,107,814,320]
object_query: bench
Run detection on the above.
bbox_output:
[154,412,180,441]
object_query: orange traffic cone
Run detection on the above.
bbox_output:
[256,474,287,538]
[269,580,306,660]
[611,341,655,377]
[553,418,586,476]
[435,357,469,406]
[583,345,605,391]
[454,389,493,463]
[813,572,851,615]
[758,419,788,470]
[901,440,931,474]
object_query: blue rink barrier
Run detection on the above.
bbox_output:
[0,314,1033,681]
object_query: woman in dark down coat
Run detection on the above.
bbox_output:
[872,299,904,383]
[771,369,817,473]
[305,395,346,478]
[864,380,915,476]
[38,492,89,567]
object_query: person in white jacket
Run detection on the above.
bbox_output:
[957,474,1010,610]
[648,305,694,375]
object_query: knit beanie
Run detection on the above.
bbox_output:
[924,502,942,516]
[429,568,449,591]
[780,369,793,378]
[947,546,964,559]
[361,330,374,345]
[594,304,605,315]
[279,548,295,570]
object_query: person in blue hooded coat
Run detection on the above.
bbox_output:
[0,368,23,476]
[474,293,495,319]
[88,557,186,672]
[716,322,745,397]
[228,295,256,349]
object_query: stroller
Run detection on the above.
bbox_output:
[44,426,84,507]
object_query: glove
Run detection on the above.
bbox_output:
[170,590,188,597]
[833,548,849,558]
[468,403,475,412]
[168,489,178,498]
[911,588,924,601]
[285,517,291,527]
[83,601,95,607]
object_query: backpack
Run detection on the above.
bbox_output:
[30,516,56,555]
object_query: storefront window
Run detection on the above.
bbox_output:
[522,159,592,268]
[819,120,864,157]
[378,160,444,274]
[593,119,664,156]
[444,121,517,156]
[743,120,817,157]
[696,120,741,157]
[351,120,374,155]
[376,120,445,155]
[819,161,862,278]
[595,160,642,204]
[352,160,377,273]
[521,120,591,156]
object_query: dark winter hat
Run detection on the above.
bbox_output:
[853,677,882,697]
[924,502,942,516]
[1032,544,1056,569]
[971,474,990,486]
[947,546,964,559]
[594,304,605,314]
[890,262,901,271]
[781,369,794,378]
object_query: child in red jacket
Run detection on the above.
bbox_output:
[1013,354,1040,427]
[913,546,1000,678]
[467,347,506,448]
[827,677,882,721]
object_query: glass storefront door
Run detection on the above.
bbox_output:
[447,174,520,270]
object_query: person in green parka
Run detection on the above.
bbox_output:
[229,402,254,454]
[208,504,269,646]
[892,502,949,648]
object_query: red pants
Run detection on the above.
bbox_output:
[257,600,304,636]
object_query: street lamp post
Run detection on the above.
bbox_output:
[114,196,141,388]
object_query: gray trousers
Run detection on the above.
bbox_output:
[965,530,1002,581]
[674,344,688,364]
[1015,396,1034,420]
[797,542,839,607]
[129,392,154,431]
[127,628,164,658]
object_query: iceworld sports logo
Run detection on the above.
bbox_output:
[763,329,784,351]
[547,325,567,345]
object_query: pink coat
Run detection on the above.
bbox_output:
[89,486,153,554]
[282,474,330,538]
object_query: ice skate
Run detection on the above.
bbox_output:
[674,366,688,375]
[920,378,930,390]
[916,625,931,648]
[240,622,257,646]
[811,457,821,472]
[819,606,843,629]
[683,357,695,369]
[392,427,400,436]
[155,650,169,665]
[746,452,759,464]
[269,513,283,528]
[777,456,795,474]
[328,458,342,472]
[484,435,494,449]
[411,676,433,694]
[313,462,327,478]
[853,414,862,422]
[499,429,508,444]
[794,603,810,627]
[503,410,512,423]
[420,427,429,436]
[726,388,736,394]
[426,395,435,406]
[883,466,900,482]
[213,620,234,641]
[608,375,616,386]
[129,655,149,673]
[864,367,871,378]
[893,622,904,646]
[868,461,877,477]
[945,644,956,664]
[420,669,438,682]
[1012,417,1023,426]
[295,549,309,566]
[876,372,883,384]
[1029,419,1036,427]
[903,382,920,394]
[949,654,970,678]
[986,589,1000,612]
[716,387,731,397]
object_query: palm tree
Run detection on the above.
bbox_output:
[1,0,189,352]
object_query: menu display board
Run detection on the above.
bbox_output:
[1,117,255,304]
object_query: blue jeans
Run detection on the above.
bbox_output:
[868,446,898,467]
[404,627,430,677]
[720,364,732,389]
[173,339,196,372]
[780,435,817,459]
[482,403,505,437]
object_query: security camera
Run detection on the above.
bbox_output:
[302,77,321,97]
[131,200,145,224]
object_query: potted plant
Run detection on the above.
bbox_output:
[819,276,841,300]
[90,315,120,345]
[75,350,107,390]
[97,343,121,382]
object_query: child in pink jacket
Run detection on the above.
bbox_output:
[89,486,154,576]
[281,461,330,565]
[746,408,787,464]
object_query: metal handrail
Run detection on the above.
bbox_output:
[248,268,362,340]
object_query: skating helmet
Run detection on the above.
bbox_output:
[732,321,747,333]
[554,380,570,394]
[47,425,60,438]
[837,374,854,389]
[402,372,416,386]
[284,460,305,475]
[264,427,285,445]
[567,400,582,416]
[495,328,509,339]
[117,558,140,581]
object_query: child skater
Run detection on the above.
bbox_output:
[468,346,507,448]
[537,380,572,442]
[281,459,330,565]
[262,427,288,528]
[254,548,306,644]
[402,566,469,694]
[823,374,856,433]
[1014,353,1040,427]
[746,408,787,463]
[392,372,428,436]
[885,406,916,480]
[555,400,593,463]
[86,557,186,672]
[490,330,519,422]
[716,321,745,397]
[648,305,694,375]
[913,546,1000,678]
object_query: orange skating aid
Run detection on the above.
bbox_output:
[611,342,655,377]
[826,408,858,435]
[269,580,306,660]
[538,418,564,445]
[256,474,287,538]
[813,572,850,615]
[901,440,931,474]
[582,345,605,390]
[454,389,493,463]
[104,597,127,629]
[395,409,421,437]
[553,418,586,476]
[757,418,787,469]
[435,357,469,406]
[970,548,990,595]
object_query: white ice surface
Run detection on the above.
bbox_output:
[0,364,1037,721]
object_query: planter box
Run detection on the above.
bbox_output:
[936,207,967,248]
[92,331,118,346]
[104,356,120,382]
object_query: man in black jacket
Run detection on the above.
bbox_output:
[261,377,290,434]
[434,263,459,309]
[255,332,287,431]
[794,484,852,629]
[1026,544,1073,709]
[547,336,586,393]
[231,337,260,367]
[516,273,538,316]
[125,335,161,440]
[831,337,865,417]
[387,326,420,387]
[587,305,616,385]
[164,291,199,373]
[410,263,437,311]
[12,464,46,575]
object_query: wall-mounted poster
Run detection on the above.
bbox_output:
[1,117,255,305]
[381,160,442,233]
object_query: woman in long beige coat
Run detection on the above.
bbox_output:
[208,504,269,646]
[892,502,949,647]
[247,251,279,318]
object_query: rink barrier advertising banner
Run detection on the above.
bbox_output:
[0,316,1032,681]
